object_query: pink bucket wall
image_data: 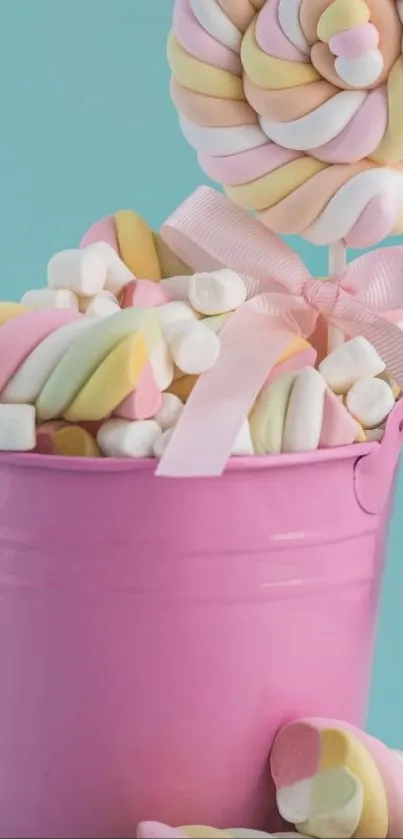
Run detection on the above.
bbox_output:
[0,405,402,838]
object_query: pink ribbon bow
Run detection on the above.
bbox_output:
[156,187,403,478]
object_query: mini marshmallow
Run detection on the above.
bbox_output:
[282,367,326,453]
[0,404,36,451]
[82,291,121,318]
[159,301,199,341]
[97,418,160,458]
[155,393,184,430]
[47,248,107,297]
[346,377,395,429]
[150,341,174,390]
[85,241,133,295]
[319,336,385,394]
[188,269,247,316]
[169,320,220,375]
[21,288,79,311]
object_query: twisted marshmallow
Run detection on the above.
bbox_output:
[168,0,403,246]
[0,305,159,422]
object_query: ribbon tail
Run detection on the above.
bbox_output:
[156,307,297,478]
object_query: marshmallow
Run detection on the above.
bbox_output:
[114,364,162,421]
[0,404,36,451]
[21,288,79,311]
[52,425,102,457]
[319,336,385,394]
[150,341,174,390]
[231,421,254,456]
[85,242,133,295]
[188,269,247,316]
[159,301,199,341]
[97,418,160,458]
[155,393,184,430]
[47,248,107,297]
[63,332,149,422]
[346,377,395,429]
[2,318,95,404]
[282,367,326,453]
[169,320,220,375]
[82,291,121,318]
[249,372,297,455]
[122,279,171,309]
[153,427,174,458]
[319,388,361,448]
[270,720,391,839]
[378,369,400,400]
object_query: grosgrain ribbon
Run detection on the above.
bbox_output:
[156,187,403,477]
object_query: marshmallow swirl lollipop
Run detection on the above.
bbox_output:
[168,0,403,247]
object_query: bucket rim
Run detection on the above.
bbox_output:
[0,441,377,475]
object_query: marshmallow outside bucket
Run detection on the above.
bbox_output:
[0,400,403,838]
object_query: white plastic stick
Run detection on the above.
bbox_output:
[327,241,346,354]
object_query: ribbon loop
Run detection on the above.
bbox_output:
[157,187,403,477]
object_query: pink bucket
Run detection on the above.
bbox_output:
[0,402,402,838]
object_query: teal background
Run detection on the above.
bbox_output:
[1,1,401,740]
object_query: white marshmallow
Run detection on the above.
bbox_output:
[85,242,133,295]
[319,336,385,394]
[97,419,160,458]
[47,248,107,297]
[0,404,36,451]
[160,274,191,301]
[152,427,174,458]
[150,341,174,391]
[282,367,326,453]
[169,320,220,374]
[82,291,121,318]
[365,426,385,441]
[188,269,247,315]
[346,378,395,429]
[21,288,79,311]
[155,393,183,431]
[231,421,254,456]
[159,301,198,341]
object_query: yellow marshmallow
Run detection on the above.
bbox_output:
[52,426,102,458]
[226,159,328,211]
[167,31,244,100]
[115,210,161,281]
[372,58,403,165]
[249,372,297,454]
[63,333,148,421]
[241,22,319,90]
[317,0,370,43]
[0,302,28,326]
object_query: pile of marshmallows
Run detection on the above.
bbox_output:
[0,240,398,459]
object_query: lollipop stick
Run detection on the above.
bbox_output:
[327,241,346,353]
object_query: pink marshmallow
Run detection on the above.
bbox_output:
[114,364,162,420]
[121,279,171,309]
[80,215,118,251]
[319,389,361,448]
[329,23,379,58]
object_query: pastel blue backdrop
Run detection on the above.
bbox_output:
[2,1,401,740]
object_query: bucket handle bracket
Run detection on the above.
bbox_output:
[354,399,403,514]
